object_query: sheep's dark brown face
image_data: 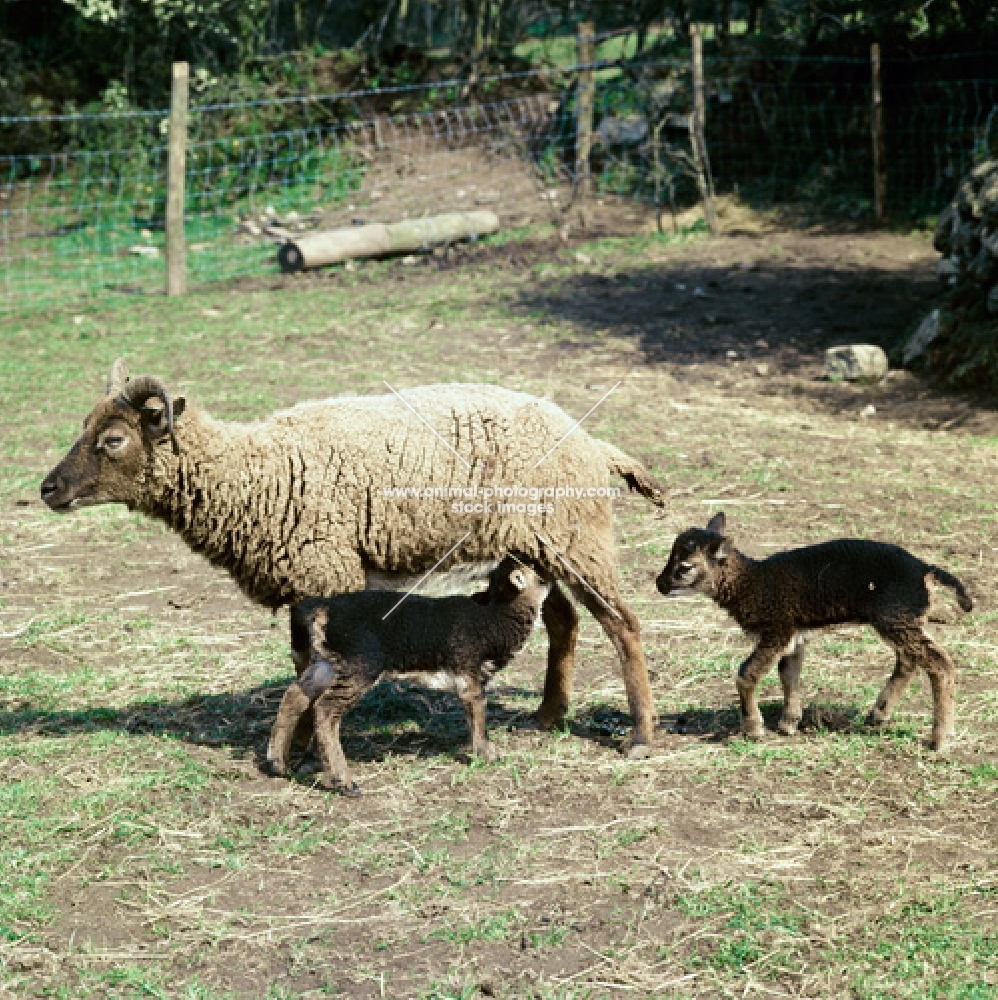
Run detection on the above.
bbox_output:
[40,360,185,513]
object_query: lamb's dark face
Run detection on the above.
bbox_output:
[487,557,550,611]
[656,527,727,598]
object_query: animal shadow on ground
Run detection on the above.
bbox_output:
[519,246,998,429]
[0,680,573,767]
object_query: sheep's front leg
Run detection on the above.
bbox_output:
[735,639,787,740]
[458,673,497,762]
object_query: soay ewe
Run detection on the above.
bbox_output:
[42,360,665,755]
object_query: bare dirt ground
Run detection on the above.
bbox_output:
[1,220,996,999]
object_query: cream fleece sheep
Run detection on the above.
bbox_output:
[41,362,665,754]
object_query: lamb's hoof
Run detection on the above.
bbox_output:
[742,726,766,742]
[625,740,654,760]
[776,719,800,737]
[318,775,361,796]
[930,732,953,753]
[265,758,287,778]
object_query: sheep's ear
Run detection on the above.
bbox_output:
[173,397,186,420]
[509,569,527,591]
[472,590,490,606]
[706,511,726,535]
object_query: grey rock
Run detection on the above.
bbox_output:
[903,309,940,365]
[825,344,889,383]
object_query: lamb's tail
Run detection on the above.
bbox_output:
[929,566,973,612]
[601,442,665,508]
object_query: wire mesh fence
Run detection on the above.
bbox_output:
[1,53,996,314]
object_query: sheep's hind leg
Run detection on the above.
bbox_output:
[873,624,957,751]
[458,674,497,762]
[266,682,311,777]
[735,640,786,740]
[288,606,315,756]
[920,634,957,752]
[776,635,806,736]
[866,648,917,731]
[534,582,579,730]
[571,585,657,759]
[312,675,372,795]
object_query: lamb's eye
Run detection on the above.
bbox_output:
[679,561,692,571]
[102,434,126,452]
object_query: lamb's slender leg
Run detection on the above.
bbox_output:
[874,625,956,751]
[571,585,657,759]
[311,675,373,795]
[735,640,787,740]
[535,582,580,729]
[866,648,918,730]
[919,634,957,751]
[458,673,497,762]
[289,605,315,755]
[267,653,343,776]
[776,635,806,736]
[267,681,312,776]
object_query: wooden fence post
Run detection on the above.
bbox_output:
[575,21,595,227]
[871,43,887,223]
[166,61,189,296]
[690,25,718,235]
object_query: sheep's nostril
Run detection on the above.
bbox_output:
[40,476,61,503]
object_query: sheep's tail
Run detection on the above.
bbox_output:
[928,566,973,612]
[601,442,665,508]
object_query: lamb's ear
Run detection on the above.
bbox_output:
[471,590,490,606]
[708,536,728,562]
[706,511,726,535]
[509,568,527,591]
[173,396,186,420]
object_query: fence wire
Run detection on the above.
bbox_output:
[1,55,996,314]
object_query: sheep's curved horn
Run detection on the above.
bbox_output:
[106,357,130,395]
[117,375,180,455]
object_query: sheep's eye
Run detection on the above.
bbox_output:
[102,434,126,451]
[679,561,692,571]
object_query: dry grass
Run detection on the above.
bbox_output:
[1,223,996,998]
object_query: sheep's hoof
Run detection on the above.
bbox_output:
[525,711,567,732]
[865,706,888,728]
[625,741,654,760]
[741,725,765,742]
[265,758,287,778]
[776,719,800,736]
[930,731,953,753]
[472,742,499,763]
[318,775,361,796]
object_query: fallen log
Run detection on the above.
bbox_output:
[277,211,500,272]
